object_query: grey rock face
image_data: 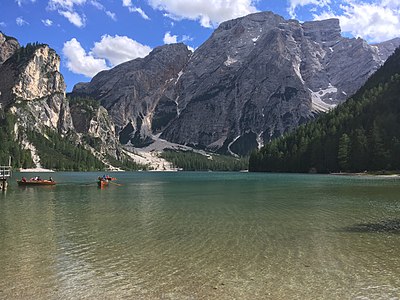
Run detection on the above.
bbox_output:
[0,44,73,133]
[161,12,399,155]
[0,32,20,65]
[70,100,121,158]
[72,43,192,146]
[374,38,400,61]
[72,11,400,156]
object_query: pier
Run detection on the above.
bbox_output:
[0,165,12,191]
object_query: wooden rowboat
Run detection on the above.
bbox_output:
[97,176,117,188]
[98,179,108,188]
[17,179,56,186]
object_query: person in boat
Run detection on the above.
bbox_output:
[49,177,53,182]
[21,177,27,182]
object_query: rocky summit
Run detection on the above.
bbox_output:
[0,32,20,65]
[0,39,123,169]
[72,11,400,156]
[72,43,192,147]
[0,42,73,133]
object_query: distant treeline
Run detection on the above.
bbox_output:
[161,150,248,171]
[250,47,400,173]
[0,113,33,168]
[68,95,100,111]
[10,42,47,65]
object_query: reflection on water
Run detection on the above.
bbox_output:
[0,172,400,299]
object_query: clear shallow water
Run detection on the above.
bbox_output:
[1,172,400,299]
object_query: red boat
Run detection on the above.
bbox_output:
[98,179,108,188]
[97,176,117,188]
[17,179,56,186]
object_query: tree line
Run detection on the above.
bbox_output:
[9,42,47,65]
[161,150,248,171]
[0,113,33,168]
[26,129,105,171]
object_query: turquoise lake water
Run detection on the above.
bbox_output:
[0,172,400,299]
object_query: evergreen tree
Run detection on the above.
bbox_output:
[338,133,350,171]
[350,128,368,171]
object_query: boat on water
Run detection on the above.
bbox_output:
[97,176,117,188]
[17,179,56,186]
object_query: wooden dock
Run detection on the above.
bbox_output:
[0,165,12,191]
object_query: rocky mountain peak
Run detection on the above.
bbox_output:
[374,37,400,61]
[302,18,341,44]
[72,43,192,146]
[0,41,72,134]
[216,11,285,32]
[72,11,400,156]
[12,45,65,101]
[0,32,20,65]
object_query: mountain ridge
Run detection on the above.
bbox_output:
[71,11,400,156]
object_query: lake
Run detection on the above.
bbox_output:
[1,172,400,299]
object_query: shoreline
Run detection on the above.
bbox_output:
[19,168,55,173]
[330,172,400,177]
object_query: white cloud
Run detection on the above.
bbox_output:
[16,0,36,7]
[147,0,258,28]
[41,19,53,26]
[288,0,331,18]
[59,10,86,27]
[48,0,116,26]
[16,17,29,26]
[89,0,102,10]
[63,35,152,77]
[163,32,193,44]
[163,32,178,44]
[0,22,6,27]
[48,0,86,27]
[48,0,86,11]
[122,0,132,7]
[381,0,400,10]
[92,34,152,66]
[313,0,400,43]
[129,7,150,20]
[106,11,117,21]
[122,0,150,20]
[63,38,109,77]
[89,0,117,20]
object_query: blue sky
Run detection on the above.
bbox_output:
[1,0,399,91]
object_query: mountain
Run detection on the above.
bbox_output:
[0,34,139,170]
[249,47,400,173]
[72,12,400,156]
[72,44,192,147]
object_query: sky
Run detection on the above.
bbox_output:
[1,0,399,92]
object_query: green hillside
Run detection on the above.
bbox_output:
[249,47,400,173]
[0,113,33,168]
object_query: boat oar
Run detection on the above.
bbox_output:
[109,181,123,186]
